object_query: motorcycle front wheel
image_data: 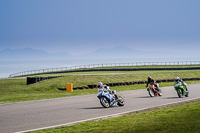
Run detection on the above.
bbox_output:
[148,89,155,97]
[177,89,183,98]
[100,97,110,108]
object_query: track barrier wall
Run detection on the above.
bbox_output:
[57,78,200,91]
[27,76,63,85]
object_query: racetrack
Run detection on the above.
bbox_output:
[0,84,200,133]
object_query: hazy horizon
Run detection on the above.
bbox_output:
[1,0,200,55]
[1,0,200,77]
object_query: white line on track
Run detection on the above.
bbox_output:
[15,97,200,133]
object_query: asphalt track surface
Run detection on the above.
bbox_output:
[0,84,200,133]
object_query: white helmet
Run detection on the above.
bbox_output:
[175,76,180,81]
[97,82,103,88]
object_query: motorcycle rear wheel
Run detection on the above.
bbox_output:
[185,86,189,97]
[157,89,162,96]
[185,91,189,97]
[117,96,125,106]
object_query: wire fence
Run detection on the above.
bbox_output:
[9,61,200,77]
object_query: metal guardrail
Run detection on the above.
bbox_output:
[9,61,200,77]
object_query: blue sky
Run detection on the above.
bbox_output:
[0,0,200,55]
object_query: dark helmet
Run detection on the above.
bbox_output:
[148,76,152,81]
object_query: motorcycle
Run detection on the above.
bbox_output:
[97,87,124,108]
[147,83,162,97]
[174,82,189,98]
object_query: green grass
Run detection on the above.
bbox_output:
[28,70,200,87]
[0,78,200,104]
[1,69,200,103]
[0,66,200,104]
[2,65,199,132]
[29,100,200,133]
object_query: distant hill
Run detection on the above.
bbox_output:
[79,45,181,59]
[79,46,144,59]
[0,48,71,60]
[0,46,198,61]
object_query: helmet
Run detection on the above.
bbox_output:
[148,76,152,81]
[175,76,180,81]
[97,82,103,88]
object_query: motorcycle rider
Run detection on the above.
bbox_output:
[97,82,118,99]
[174,76,188,91]
[146,76,158,90]
[97,82,107,93]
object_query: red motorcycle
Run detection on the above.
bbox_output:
[147,83,162,97]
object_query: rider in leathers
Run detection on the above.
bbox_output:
[174,76,188,91]
[97,82,118,99]
[146,76,158,90]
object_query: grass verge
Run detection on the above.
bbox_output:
[29,100,200,133]
[0,79,200,104]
